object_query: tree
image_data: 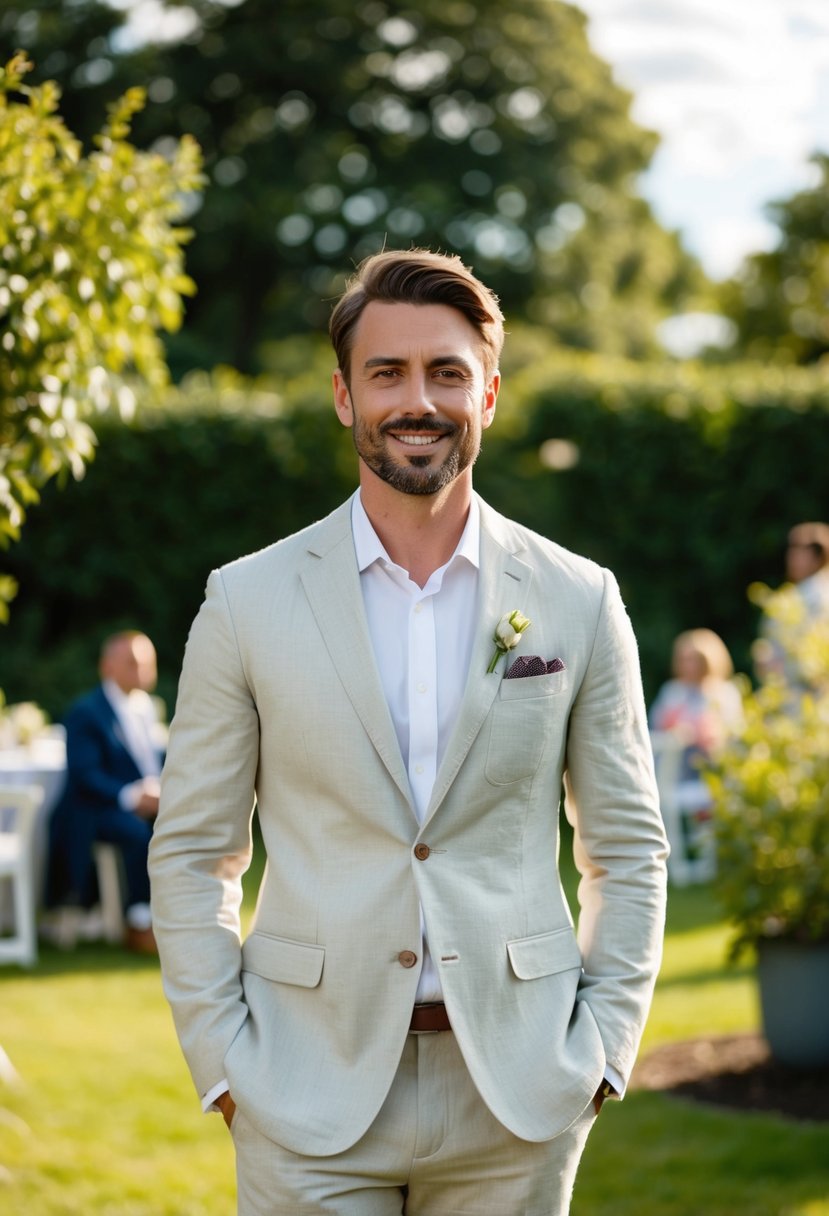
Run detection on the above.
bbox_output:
[0,53,202,618]
[3,0,705,374]
[722,153,829,364]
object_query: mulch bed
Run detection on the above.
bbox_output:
[632,1033,829,1122]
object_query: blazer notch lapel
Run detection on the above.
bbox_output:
[425,521,535,821]
[299,519,414,811]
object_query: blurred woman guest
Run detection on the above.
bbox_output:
[649,628,743,797]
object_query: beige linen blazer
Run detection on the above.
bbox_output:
[149,495,668,1156]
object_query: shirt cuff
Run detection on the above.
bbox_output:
[202,1079,230,1113]
[118,776,161,811]
[118,780,144,811]
[604,1062,625,1098]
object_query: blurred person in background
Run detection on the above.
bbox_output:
[649,628,743,792]
[754,521,829,688]
[46,630,164,954]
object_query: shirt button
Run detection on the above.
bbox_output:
[417,682,427,693]
[414,843,431,861]
[414,604,422,614]
[398,950,418,968]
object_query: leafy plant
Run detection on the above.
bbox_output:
[0,53,202,618]
[704,583,829,958]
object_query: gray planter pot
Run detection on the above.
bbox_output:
[757,937,829,1068]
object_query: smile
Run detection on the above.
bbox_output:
[393,434,445,447]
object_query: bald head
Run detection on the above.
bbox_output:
[100,631,157,694]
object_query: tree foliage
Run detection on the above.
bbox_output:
[3,0,705,374]
[723,153,829,365]
[0,52,202,617]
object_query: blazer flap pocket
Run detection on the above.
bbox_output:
[507,927,582,980]
[241,932,324,988]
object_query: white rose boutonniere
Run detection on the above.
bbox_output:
[487,610,531,673]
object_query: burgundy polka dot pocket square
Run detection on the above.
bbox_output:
[504,655,566,679]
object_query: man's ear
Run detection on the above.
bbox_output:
[333,369,353,427]
[481,370,500,430]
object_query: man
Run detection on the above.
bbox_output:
[48,630,162,953]
[150,250,668,1214]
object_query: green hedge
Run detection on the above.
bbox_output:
[3,346,829,722]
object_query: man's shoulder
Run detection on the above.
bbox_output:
[62,684,112,730]
[479,498,607,590]
[214,498,354,586]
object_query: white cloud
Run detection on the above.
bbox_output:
[578,0,829,276]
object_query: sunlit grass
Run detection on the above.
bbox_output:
[2,832,828,1214]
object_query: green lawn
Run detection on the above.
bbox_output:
[2,844,828,1215]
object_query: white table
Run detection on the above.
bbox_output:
[0,734,67,906]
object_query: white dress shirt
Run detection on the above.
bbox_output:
[102,679,162,810]
[352,491,479,1002]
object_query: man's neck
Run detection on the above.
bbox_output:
[358,471,473,589]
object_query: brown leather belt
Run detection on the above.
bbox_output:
[409,1002,452,1033]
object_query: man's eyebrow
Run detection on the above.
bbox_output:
[362,355,475,373]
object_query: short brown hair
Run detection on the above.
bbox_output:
[329,249,505,385]
[787,521,829,568]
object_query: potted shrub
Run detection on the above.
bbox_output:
[703,581,829,1068]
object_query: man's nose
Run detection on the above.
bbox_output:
[400,373,438,416]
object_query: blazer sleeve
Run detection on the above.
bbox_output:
[149,569,260,1101]
[562,568,669,1086]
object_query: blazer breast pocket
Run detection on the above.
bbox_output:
[485,671,570,786]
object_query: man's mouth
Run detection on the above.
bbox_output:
[394,433,445,446]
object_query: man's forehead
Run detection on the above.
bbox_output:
[353,300,485,359]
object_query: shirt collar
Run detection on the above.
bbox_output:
[351,491,480,576]
[102,678,128,709]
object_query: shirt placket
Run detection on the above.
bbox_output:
[407,594,438,824]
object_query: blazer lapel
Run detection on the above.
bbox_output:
[425,500,534,822]
[299,499,414,811]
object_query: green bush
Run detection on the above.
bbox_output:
[3,345,829,721]
[704,582,829,957]
[0,54,202,618]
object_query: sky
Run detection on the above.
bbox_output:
[576,0,829,280]
[111,0,829,283]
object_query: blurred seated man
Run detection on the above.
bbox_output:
[47,631,164,953]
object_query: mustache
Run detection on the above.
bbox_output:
[379,418,455,436]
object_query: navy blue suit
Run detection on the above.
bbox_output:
[47,685,156,911]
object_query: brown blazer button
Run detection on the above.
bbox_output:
[398,950,418,968]
[413,843,431,860]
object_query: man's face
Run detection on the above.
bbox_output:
[333,301,499,497]
[786,541,822,584]
[102,635,157,694]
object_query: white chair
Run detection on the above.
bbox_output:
[0,784,43,966]
[51,844,127,948]
[650,731,716,886]
[92,844,126,944]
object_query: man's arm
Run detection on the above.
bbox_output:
[149,569,260,1104]
[563,569,669,1091]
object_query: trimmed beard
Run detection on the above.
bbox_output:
[352,415,480,497]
